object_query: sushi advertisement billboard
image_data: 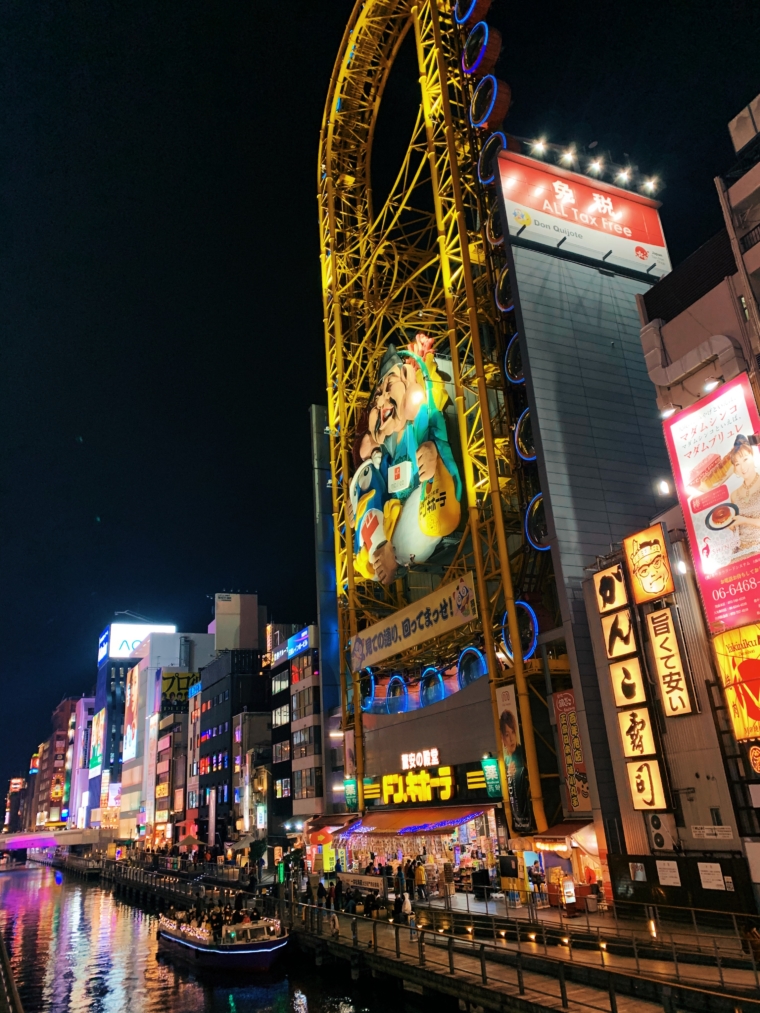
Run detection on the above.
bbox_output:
[663,373,760,633]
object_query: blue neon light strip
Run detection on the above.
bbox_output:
[419,667,444,707]
[386,675,408,714]
[502,602,539,661]
[504,333,524,385]
[454,0,478,24]
[478,131,506,185]
[514,407,536,462]
[159,931,288,955]
[399,811,485,835]
[525,493,550,552]
[470,75,498,129]
[462,22,488,75]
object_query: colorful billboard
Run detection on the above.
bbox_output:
[496,684,532,833]
[663,374,760,633]
[350,571,477,671]
[348,334,462,586]
[161,670,194,714]
[98,622,176,662]
[553,690,591,812]
[496,151,671,278]
[713,624,760,741]
[123,665,139,763]
[89,708,106,779]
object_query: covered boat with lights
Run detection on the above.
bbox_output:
[157,915,289,971]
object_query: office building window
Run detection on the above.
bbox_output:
[234,754,242,773]
[272,705,290,728]
[292,767,323,800]
[290,653,313,685]
[292,725,321,759]
[273,740,291,764]
[225,690,230,701]
[223,751,229,769]
[291,687,319,721]
[234,725,242,743]
[275,778,291,799]
[225,721,229,732]
[271,670,289,695]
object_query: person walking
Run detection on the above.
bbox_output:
[317,880,327,908]
[414,861,428,901]
[327,882,335,911]
[334,877,343,912]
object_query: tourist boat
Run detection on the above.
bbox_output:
[157,915,289,971]
[0,855,26,873]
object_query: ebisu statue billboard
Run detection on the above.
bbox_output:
[349,334,463,586]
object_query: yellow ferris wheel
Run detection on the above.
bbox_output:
[318,0,550,832]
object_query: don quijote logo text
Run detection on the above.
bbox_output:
[635,246,649,261]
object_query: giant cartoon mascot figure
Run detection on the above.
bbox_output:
[349,334,462,584]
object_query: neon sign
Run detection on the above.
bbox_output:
[382,766,453,805]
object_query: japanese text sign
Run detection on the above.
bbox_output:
[593,563,628,614]
[609,657,647,707]
[646,608,692,716]
[496,151,671,278]
[553,690,591,812]
[664,374,760,633]
[350,572,477,671]
[626,758,666,810]
[713,623,760,741]
[601,609,636,659]
[401,748,440,770]
[381,766,454,805]
[617,707,657,757]
[623,524,675,605]
[343,779,359,811]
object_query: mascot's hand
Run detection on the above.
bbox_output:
[416,441,439,482]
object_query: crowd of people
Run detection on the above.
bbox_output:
[166,890,262,942]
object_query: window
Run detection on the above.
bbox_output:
[234,725,242,743]
[272,704,290,728]
[223,783,229,803]
[234,754,242,772]
[273,740,291,764]
[187,790,197,809]
[292,767,323,800]
[291,686,319,721]
[710,807,723,826]
[225,721,229,732]
[271,671,289,695]
[234,787,240,805]
[275,778,291,799]
[225,690,230,701]
[292,725,322,758]
[290,653,313,685]
[223,751,229,769]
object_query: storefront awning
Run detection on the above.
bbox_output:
[341,806,491,836]
[509,820,598,856]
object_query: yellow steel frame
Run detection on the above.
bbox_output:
[318,0,547,832]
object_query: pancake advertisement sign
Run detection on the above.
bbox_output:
[664,373,760,633]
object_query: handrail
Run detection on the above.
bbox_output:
[740,222,760,254]
[292,902,760,1013]
[0,933,24,1013]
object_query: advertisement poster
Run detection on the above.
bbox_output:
[347,334,462,587]
[496,685,532,832]
[497,150,671,278]
[344,729,356,778]
[350,571,477,671]
[123,665,139,763]
[107,781,122,810]
[645,607,693,717]
[664,374,760,633]
[88,708,105,778]
[553,690,591,812]
[161,670,193,714]
[145,713,159,827]
[622,524,675,605]
[713,623,760,741]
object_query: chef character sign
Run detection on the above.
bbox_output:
[623,524,675,606]
[349,335,462,585]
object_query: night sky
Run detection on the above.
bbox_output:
[1,0,758,790]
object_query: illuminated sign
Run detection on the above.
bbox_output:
[664,374,760,634]
[646,608,692,716]
[155,810,169,824]
[623,524,675,605]
[99,622,177,662]
[9,779,24,793]
[123,665,139,763]
[350,572,477,671]
[496,150,671,278]
[381,766,453,805]
[608,658,647,708]
[343,779,359,810]
[256,805,267,829]
[480,757,501,799]
[593,563,628,614]
[155,782,169,798]
[496,683,531,833]
[553,691,591,812]
[626,759,666,811]
[89,708,106,778]
[401,748,439,770]
[287,627,311,659]
[188,680,202,699]
[107,782,122,809]
[29,754,39,775]
[617,707,657,758]
[601,609,636,659]
[713,623,760,741]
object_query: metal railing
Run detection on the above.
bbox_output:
[740,222,760,254]
[286,901,760,1013]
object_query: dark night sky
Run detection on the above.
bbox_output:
[1,1,758,789]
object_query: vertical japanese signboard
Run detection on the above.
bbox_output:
[553,690,591,812]
[645,608,692,716]
[663,373,760,634]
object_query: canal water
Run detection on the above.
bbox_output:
[0,866,399,1013]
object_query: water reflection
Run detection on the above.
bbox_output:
[0,866,388,1013]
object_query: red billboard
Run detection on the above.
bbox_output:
[664,373,760,633]
[496,151,671,278]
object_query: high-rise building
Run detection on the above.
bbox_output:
[69,696,95,828]
[3,779,27,834]
[33,699,78,828]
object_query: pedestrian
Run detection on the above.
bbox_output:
[234,890,244,912]
[393,891,403,923]
[317,880,327,908]
[305,879,314,906]
[334,877,343,912]
[414,861,428,901]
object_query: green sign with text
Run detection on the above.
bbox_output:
[344,778,358,811]
[481,757,501,799]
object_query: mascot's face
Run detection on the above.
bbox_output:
[631,538,670,596]
[370,362,423,442]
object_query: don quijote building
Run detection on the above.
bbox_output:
[583,93,760,914]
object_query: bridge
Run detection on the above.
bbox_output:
[0,828,114,851]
